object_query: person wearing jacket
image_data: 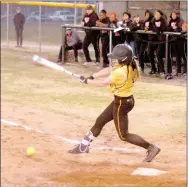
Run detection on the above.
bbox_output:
[57,28,82,63]
[82,5,100,66]
[109,12,121,48]
[13,7,25,47]
[118,12,135,56]
[96,9,110,68]
[131,15,144,58]
[148,10,167,76]
[178,22,187,79]
[166,10,183,79]
[139,10,154,73]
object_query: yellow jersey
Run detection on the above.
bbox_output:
[110,64,134,97]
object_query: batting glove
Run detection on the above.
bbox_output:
[80,76,88,84]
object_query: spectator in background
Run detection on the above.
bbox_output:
[139,10,154,73]
[13,7,25,47]
[131,15,144,58]
[96,9,110,68]
[82,5,100,66]
[166,10,183,79]
[179,22,187,79]
[109,12,121,47]
[57,28,82,63]
[118,12,135,56]
[148,10,167,77]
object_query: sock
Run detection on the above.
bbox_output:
[81,131,94,146]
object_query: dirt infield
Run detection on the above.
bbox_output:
[1,47,186,187]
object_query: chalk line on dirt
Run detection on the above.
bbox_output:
[1,119,141,153]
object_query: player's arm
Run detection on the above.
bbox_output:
[88,67,112,80]
[81,76,111,87]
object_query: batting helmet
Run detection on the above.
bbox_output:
[108,43,133,64]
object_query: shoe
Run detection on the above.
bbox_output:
[149,70,156,75]
[68,143,89,154]
[143,144,161,162]
[57,59,63,64]
[182,73,187,80]
[102,64,109,68]
[156,72,165,78]
[165,73,173,80]
[83,61,92,66]
[75,58,78,63]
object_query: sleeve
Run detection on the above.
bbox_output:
[13,15,16,25]
[176,19,183,32]
[71,31,79,46]
[86,13,98,27]
[22,14,25,25]
[110,69,127,84]
[167,20,173,31]
[161,19,167,32]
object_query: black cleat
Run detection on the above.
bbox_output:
[143,144,161,162]
[68,143,89,154]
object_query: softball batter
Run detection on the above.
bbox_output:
[69,44,160,162]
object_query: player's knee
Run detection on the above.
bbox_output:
[118,132,129,141]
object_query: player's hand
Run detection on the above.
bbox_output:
[80,76,88,84]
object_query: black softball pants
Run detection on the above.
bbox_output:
[83,33,100,62]
[138,42,148,72]
[101,35,109,67]
[90,95,150,149]
[15,26,23,46]
[58,42,82,61]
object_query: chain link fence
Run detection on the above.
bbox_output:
[1,1,187,52]
[1,1,96,51]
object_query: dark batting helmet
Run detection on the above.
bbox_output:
[108,43,133,64]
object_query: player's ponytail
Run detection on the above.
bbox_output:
[130,57,140,82]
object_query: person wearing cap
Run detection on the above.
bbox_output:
[166,10,184,79]
[13,7,25,47]
[148,10,167,77]
[118,12,135,56]
[139,10,154,74]
[96,9,110,68]
[57,28,82,63]
[82,5,100,66]
[68,43,161,163]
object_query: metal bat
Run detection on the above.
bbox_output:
[32,55,81,79]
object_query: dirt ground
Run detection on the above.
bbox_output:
[1,45,186,187]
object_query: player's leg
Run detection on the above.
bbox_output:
[68,101,114,154]
[113,96,160,162]
[20,27,23,47]
[73,43,82,62]
[15,27,19,47]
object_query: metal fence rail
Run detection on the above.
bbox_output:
[61,24,184,73]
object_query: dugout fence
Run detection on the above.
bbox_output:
[61,25,184,74]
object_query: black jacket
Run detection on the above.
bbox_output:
[82,12,99,36]
[151,17,167,41]
[131,20,144,42]
[13,13,25,28]
[142,12,154,41]
[119,20,134,43]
